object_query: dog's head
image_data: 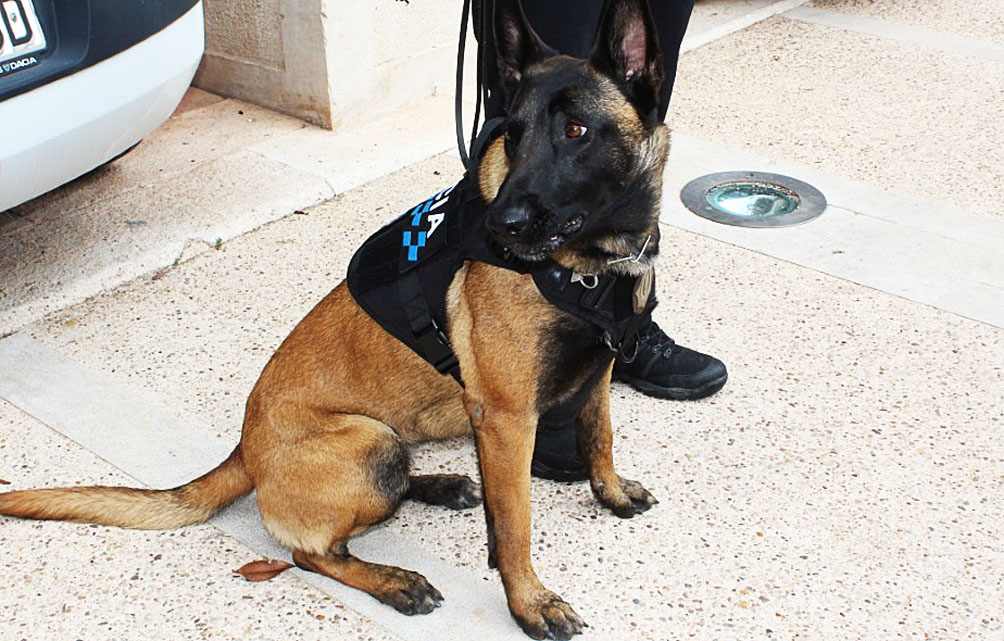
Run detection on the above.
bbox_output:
[480,0,670,273]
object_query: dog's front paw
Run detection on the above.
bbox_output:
[591,476,658,518]
[511,590,586,640]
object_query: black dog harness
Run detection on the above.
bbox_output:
[346,124,656,398]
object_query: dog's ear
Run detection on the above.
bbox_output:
[494,0,555,100]
[590,0,664,120]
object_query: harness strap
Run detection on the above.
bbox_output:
[611,296,654,363]
[398,272,462,383]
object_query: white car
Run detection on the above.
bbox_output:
[0,0,204,212]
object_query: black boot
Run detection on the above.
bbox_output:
[531,419,589,482]
[612,320,727,400]
[531,322,727,481]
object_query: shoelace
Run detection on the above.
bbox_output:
[637,326,679,358]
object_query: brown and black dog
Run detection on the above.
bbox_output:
[0,0,669,638]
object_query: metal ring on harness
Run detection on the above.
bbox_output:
[618,338,640,364]
[578,274,599,289]
[601,330,640,363]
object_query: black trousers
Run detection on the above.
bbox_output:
[474,0,695,121]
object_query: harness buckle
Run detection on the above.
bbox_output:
[434,352,461,375]
[415,320,460,375]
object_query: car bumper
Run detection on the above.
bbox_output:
[0,1,204,212]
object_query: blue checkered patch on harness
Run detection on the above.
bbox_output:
[400,183,456,265]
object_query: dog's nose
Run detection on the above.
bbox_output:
[491,205,532,238]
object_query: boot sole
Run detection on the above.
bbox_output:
[612,372,728,401]
[530,459,589,482]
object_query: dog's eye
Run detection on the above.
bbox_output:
[564,122,587,139]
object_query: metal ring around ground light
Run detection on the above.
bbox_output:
[680,171,827,228]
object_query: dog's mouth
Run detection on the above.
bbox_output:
[502,214,584,261]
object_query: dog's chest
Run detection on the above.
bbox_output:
[536,310,612,414]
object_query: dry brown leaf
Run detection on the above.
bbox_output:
[234,558,294,582]
[0,479,11,485]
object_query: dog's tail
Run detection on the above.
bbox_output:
[0,447,252,529]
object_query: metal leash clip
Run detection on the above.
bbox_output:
[571,272,599,289]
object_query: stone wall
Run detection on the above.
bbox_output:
[194,0,468,129]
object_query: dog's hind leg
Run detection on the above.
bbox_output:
[248,413,443,614]
[405,474,482,510]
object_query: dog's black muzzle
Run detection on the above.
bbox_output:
[486,196,586,261]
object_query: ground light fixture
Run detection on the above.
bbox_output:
[680,171,826,228]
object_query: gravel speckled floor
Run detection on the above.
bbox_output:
[4,154,1001,640]
[671,16,1004,220]
[811,0,1004,42]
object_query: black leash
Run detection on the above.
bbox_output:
[455,0,486,170]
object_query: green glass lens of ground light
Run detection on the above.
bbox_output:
[681,171,826,228]
[705,181,800,219]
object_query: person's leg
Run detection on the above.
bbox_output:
[475,0,606,119]
[478,0,691,119]
[606,0,726,403]
[470,0,726,481]
[652,0,694,120]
